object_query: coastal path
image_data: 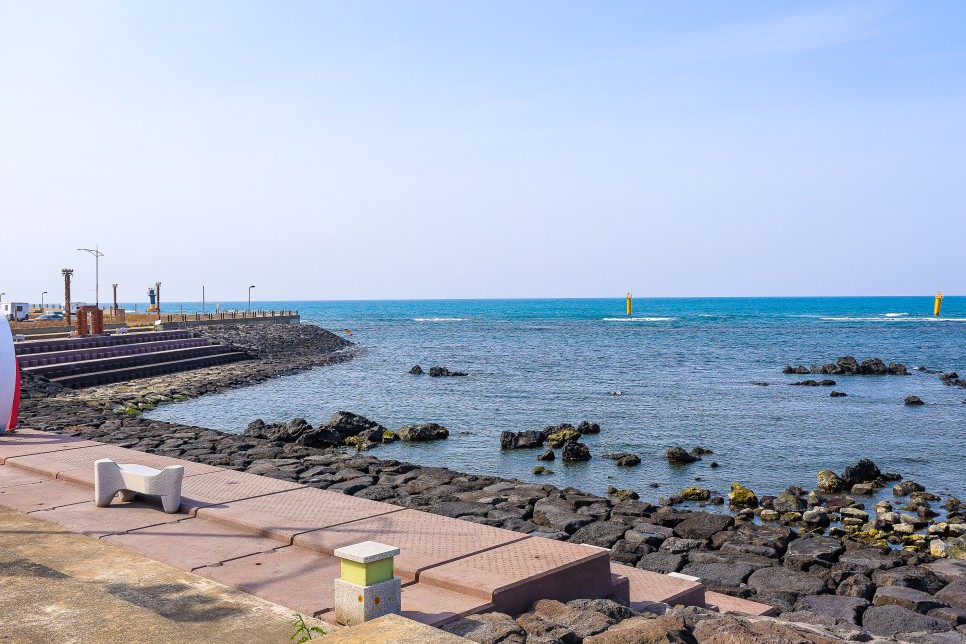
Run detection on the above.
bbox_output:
[0,429,774,631]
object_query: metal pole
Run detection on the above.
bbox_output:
[41,291,47,310]
[77,246,104,307]
[202,285,206,314]
[248,285,255,313]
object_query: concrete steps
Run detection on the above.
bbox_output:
[47,351,248,388]
[14,329,245,388]
[26,345,240,379]
[14,330,192,355]
[17,338,210,368]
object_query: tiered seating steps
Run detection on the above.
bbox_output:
[15,330,246,388]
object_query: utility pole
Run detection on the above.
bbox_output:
[62,269,74,325]
[77,246,104,307]
[202,285,206,314]
[112,284,118,313]
[155,282,162,320]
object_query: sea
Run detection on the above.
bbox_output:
[144,297,966,503]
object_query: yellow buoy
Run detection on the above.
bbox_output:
[626,292,632,317]
[934,291,943,317]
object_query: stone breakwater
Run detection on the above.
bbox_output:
[12,325,966,639]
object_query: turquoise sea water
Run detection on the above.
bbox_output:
[145,297,966,501]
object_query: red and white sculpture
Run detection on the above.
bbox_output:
[0,315,21,433]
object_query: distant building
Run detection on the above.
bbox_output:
[1,302,29,321]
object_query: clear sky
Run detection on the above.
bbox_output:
[1,1,963,303]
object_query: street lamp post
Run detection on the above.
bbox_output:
[77,245,104,307]
[41,291,47,311]
[62,269,74,325]
[248,285,255,314]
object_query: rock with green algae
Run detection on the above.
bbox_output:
[344,436,378,451]
[607,486,639,501]
[398,423,449,441]
[679,487,711,501]
[728,482,759,509]
[532,465,554,475]
[949,537,966,560]
[546,429,582,448]
[382,429,399,442]
[847,528,889,548]
[817,469,849,493]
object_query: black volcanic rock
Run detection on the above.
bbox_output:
[500,429,547,449]
[429,366,467,377]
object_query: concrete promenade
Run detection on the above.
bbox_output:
[0,504,314,642]
[0,429,774,638]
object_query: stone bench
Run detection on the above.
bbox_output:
[94,458,184,513]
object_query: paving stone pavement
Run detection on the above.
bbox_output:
[0,429,775,633]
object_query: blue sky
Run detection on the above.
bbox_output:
[1,1,963,302]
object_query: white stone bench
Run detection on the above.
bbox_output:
[94,458,184,513]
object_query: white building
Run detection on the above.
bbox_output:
[1,302,29,321]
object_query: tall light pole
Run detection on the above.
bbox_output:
[77,245,104,306]
[248,285,255,313]
[41,291,47,311]
[62,269,74,325]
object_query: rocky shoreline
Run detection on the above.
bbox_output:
[13,324,966,640]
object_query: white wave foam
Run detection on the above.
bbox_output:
[602,317,676,322]
[882,313,908,317]
[821,316,966,322]
[413,317,467,322]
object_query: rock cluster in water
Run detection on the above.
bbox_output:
[784,357,909,376]
[500,422,604,465]
[791,379,837,387]
[428,366,468,377]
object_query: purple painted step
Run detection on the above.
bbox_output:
[14,330,192,355]
[17,339,209,368]
[25,345,241,380]
[50,351,248,388]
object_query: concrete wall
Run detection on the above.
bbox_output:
[157,315,300,330]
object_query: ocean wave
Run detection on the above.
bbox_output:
[821,316,966,322]
[601,317,676,322]
[882,313,909,317]
[413,317,467,322]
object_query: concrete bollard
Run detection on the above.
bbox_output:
[333,541,401,626]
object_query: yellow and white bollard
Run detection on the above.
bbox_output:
[626,292,632,317]
[333,541,401,626]
[934,291,944,317]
